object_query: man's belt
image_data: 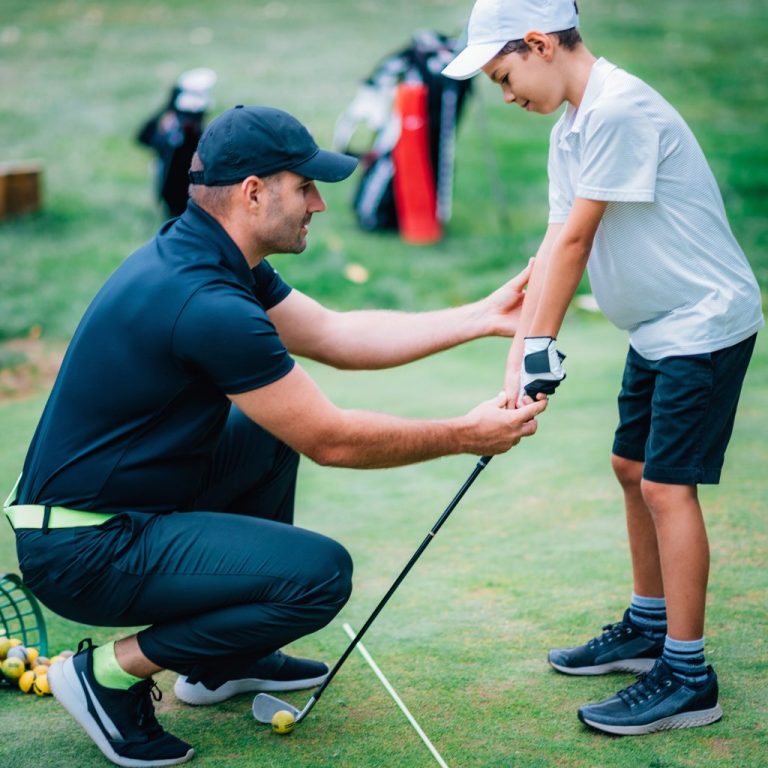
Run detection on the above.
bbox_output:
[4,505,117,530]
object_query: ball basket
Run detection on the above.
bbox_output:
[0,572,48,685]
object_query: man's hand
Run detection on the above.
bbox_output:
[521,336,566,399]
[462,391,547,455]
[476,259,534,337]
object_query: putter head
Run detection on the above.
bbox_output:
[252,693,300,724]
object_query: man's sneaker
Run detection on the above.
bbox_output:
[47,638,194,767]
[174,649,329,705]
[577,658,723,735]
[548,610,664,675]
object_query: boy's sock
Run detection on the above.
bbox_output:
[92,640,145,690]
[662,636,709,686]
[628,593,667,639]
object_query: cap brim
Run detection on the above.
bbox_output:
[442,41,506,80]
[292,149,358,183]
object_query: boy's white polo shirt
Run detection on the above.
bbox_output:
[548,58,763,359]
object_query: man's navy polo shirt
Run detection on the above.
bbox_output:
[17,202,294,513]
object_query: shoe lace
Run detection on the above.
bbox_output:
[132,679,164,737]
[587,620,632,649]
[77,637,95,654]
[617,666,672,708]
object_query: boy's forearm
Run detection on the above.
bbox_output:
[505,224,562,397]
[527,198,607,337]
[528,238,591,337]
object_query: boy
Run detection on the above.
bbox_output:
[443,0,763,736]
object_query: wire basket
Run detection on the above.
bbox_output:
[1,572,48,672]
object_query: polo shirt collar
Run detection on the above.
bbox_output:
[562,57,618,140]
[181,201,255,289]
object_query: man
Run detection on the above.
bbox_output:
[5,105,545,767]
[443,0,762,738]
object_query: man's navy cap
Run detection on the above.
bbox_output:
[189,105,358,186]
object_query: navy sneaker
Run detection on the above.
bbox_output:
[548,610,664,675]
[47,638,194,767]
[174,650,329,705]
[577,658,723,735]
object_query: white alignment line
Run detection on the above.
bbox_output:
[342,623,450,768]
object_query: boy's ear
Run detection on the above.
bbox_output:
[523,31,556,58]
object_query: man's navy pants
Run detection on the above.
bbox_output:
[15,407,353,676]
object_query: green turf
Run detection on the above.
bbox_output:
[0,0,766,343]
[1,321,767,767]
[1,0,767,765]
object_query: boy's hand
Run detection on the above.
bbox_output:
[522,336,566,398]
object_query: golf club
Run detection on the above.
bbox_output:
[253,454,493,726]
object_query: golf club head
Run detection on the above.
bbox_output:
[252,693,300,724]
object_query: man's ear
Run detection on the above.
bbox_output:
[241,175,265,208]
[523,31,555,59]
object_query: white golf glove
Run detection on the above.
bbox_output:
[521,336,566,399]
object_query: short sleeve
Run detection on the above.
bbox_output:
[548,133,573,224]
[173,282,295,395]
[251,259,292,309]
[577,102,659,202]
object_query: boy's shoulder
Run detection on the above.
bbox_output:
[577,59,688,139]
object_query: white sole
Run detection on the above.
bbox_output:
[581,703,723,735]
[174,671,328,705]
[549,657,658,676]
[48,658,194,767]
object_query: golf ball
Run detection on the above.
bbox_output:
[271,709,295,735]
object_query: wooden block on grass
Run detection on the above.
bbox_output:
[0,161,43,219]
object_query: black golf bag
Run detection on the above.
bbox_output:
[137,97,206,218]
[137,69,216,218]
[333,31,473,233]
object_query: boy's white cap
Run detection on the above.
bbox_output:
[442,0,579,80]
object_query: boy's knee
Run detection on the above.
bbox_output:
[611,454,643,489]
[640,478,697,516]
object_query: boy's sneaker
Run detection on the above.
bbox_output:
[548,610,664,675]
[577,658,723,735]
[174,649,329,705]
[47,638,194,767]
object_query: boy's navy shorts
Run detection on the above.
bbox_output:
[612,334,757,485]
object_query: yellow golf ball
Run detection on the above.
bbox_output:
[271,709,295,735]
[18,670,37,693]
[33,673,51,696]
[1,656,26,681]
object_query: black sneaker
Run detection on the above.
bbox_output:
[548,610,664,675]
[173,650,329,705]
[47,639,194,767]
[577,658,723,735]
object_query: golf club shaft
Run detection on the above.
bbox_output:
[307,455,493,712]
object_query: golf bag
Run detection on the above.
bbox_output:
[137,68,216,218]
[333,31,473,236]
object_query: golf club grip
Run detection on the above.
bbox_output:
[312,455,493,704]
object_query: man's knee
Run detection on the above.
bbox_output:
[313,538,353,611]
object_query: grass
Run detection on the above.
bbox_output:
[1,1,767,766]
[1,320,767,767]
[0,0,766,343]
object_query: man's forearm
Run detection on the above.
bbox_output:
[308,409,469,468]
[311,303,488,370]
[229,365,545,470]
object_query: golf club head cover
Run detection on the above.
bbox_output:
[522,336,566,399]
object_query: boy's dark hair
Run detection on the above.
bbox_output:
[499,27,582,55]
